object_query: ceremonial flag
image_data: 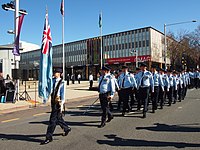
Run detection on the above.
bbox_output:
[60,0,64,16]
[99,13,102,28]
[38,10,53,102]
[13,14,25,56]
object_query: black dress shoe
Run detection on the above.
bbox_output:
[40,139,52,145]
[142,113,146,118]
[152,109,155,113]
[62,128,71,136]
[107,116,114,122]
[98,122,106,128]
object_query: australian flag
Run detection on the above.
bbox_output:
[38,10,53,102]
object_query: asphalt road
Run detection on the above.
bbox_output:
[0,89,200,150]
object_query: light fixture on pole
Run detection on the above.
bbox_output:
[164,20,197,70]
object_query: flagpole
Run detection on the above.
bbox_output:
[61,0,67,107]
[100,11,103,69]
[62,0,65,81]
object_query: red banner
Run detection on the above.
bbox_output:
[106,55,151,64]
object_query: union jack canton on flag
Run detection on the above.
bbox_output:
[38,10,53,103]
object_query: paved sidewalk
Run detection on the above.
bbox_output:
[0,81,99,114]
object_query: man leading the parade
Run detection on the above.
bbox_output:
[41,68,71,145]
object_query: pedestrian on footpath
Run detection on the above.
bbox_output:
[89,73,93,89]
[41,68,71,145]
[77,73,81,84]
[0,72,6,97]
[71,74,75,84]
[98,66,115,128]
[66,74,70,85]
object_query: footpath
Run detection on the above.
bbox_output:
[0,80,99,114]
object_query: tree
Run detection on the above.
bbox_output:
[166,25,200,70]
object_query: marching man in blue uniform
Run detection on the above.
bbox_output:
[98,66,116,128]
[167,69,174,106]
[151,65,164,113]
[118,65,137,116]
[137,63,154,118]
[172,71,178,104]
[159,68,169,109]
[41,68,71,145]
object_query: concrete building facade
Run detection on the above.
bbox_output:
[20,26,170,80]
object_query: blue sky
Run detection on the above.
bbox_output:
[0,0,199,46]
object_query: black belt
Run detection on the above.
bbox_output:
[120,87,132,90]
[99,92,110,95]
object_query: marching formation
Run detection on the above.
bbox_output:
[97,63,200,128]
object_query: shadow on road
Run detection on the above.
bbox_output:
[0,133,62,143]
[97,134,200,148]
[136,123,200,132]
[29,120,100,128]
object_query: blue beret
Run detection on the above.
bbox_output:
[102,66,109,71]
[54,68,63,73]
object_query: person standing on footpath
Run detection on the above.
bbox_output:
[98,66,115,128]
[89,73,94,89]
[77,73,81,84]
[66,74,70,85]
[41,68,71,145]
[0,72,6,97]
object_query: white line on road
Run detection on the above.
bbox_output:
[33,113,46,116]
[1,118,20,123]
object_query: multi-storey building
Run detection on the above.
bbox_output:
[20,26,170,80]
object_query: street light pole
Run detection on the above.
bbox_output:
[135,49,138,68]
[14,0,19,69]
[163,20,197,70]
[164,24,166,70]
[2,0,27,101]
[130,49,138,67]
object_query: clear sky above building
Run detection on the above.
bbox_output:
[0,0,199,46]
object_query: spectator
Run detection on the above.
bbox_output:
[66,74,70,85]
[89,73,93,88]
[6,74,11,80]
[0,72,6,96]
[77,73,81,84]
[71,74,75,84]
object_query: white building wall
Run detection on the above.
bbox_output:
[150,28,170,64]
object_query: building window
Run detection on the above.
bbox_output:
[146,40,149,47]
[139,41,141,48]
[129,43,131,49]
[135,42,138,48]
[143,41,145,47]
